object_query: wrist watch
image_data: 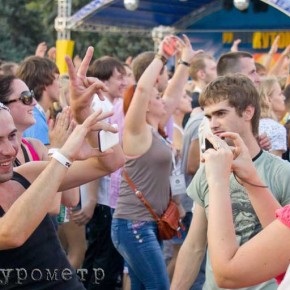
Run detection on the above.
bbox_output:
[178,59,190,67]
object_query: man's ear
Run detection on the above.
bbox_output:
[243,105,255,121]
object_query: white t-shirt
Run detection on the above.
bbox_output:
[259,118,287,152]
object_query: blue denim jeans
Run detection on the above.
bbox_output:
[111,218,170,290]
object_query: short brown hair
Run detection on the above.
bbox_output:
[0,75,16,103]
[199,74,260,136]
[88,56,126,81]
[16,56,59,102]
[132,51,165,83]
[217,51,253,76]
[189,53,215,81]
[132,51,155,82]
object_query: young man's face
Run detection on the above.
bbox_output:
[204,100,248,138]
[104,68,127,101]
[0,110,18,183]
[45,73,60,103]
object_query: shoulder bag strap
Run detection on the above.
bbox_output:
[123,170,160,221]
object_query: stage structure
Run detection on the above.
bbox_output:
[54,0,290,72]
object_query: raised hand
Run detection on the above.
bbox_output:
[230,39,241,52]
[201,133,233,183]
[269,35,279,55]
[218,132,261,186]
[158,35,179,59]
[65,46,108,123]
[47,47,56,62]
[49,106,76,148]
[282,44,290,58]
[59,109,117,162]
[179,34,203,64]
[35,42,48,57]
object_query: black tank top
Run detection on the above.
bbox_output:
[0,172,85,289]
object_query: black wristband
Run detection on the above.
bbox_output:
[178,59,190,67]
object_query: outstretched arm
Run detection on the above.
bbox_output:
[262,35,279,73]
[160,35,203,128]
[4,111,109,250]
[122,35,179,155]
[268,44,290,77]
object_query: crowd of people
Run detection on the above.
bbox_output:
[0,33,290,290]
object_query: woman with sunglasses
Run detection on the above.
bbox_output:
[0,75,79,208]
[0,75,48,164]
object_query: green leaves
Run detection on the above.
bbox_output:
[0,0,153,62]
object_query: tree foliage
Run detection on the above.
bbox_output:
[0,0,154,63]
[0,0,53,61]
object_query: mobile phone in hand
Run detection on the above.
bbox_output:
[98,124,119,152]
[205,138,214,150]
[199,117,214,153]
[163,37,177,56]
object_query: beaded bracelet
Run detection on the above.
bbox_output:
[155,54,168,65]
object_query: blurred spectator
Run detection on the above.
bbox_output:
[0,61,19,76]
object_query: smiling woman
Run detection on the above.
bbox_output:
[0,75,47,165]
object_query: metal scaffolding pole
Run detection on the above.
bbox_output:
[55,0,74,74]
[55,0,71,40]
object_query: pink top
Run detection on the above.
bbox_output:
[276,205,290,227]
[275,205,290,284]
[21,138,40,161]
[109,99,124,208]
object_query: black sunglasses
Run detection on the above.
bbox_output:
[4,90,35,106]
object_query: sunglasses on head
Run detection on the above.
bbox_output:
[4,90,35,106]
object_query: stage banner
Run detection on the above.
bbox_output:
[261,0,290,17]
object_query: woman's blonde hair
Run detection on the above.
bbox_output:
[257,76,279,120]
